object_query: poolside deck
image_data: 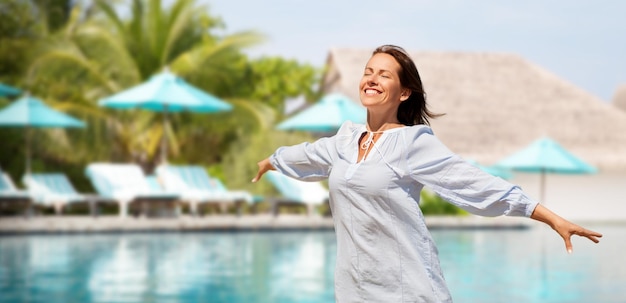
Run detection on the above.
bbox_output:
[0,215,533,234]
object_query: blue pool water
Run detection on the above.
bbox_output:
[0,224,624,303]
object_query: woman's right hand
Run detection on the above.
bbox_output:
[251,157,274,183]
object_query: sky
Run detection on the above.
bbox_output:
[205,0,625,102]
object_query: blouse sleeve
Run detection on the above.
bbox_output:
[269,122,354,181]
[406,126,538,217]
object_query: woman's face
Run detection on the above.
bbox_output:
[359,53,409,110]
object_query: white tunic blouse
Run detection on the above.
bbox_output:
[269,121,538,303]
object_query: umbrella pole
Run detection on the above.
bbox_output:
[25,126,31,174]
[161,106,168,164]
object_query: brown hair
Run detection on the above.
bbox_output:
[373,45,442,126]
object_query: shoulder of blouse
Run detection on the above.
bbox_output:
[401,124,434,140]
[337,120,366,137]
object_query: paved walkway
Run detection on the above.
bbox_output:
[0,215,533,234]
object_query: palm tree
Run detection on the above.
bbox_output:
[27,0,267,170]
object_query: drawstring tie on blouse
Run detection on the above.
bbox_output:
[360,131,384,162]
[359,130,407,177]
[360,131,376,150]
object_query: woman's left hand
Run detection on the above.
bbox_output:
[531,204,603,253]
[552,218,603,254]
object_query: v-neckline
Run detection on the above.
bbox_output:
[357,131,385,163]
[354,125,408,164]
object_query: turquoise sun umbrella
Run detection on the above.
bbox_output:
[0,83,21,97]
[277,93,366,132]
[99,69,232,163]
[0,95,85,173]
[495,137,596,204]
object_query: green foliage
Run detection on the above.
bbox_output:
[96,0,228,79]
[420,189,468,216]
[0,0,323,196]
[32,0,72,32]
[0,0,78,178]
[22,0,266,170]
[244,57,321,114]
[0,0,50,81]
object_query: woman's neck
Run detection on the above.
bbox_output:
[366,111,403,132]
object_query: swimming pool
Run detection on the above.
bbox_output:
[0,224,623,303]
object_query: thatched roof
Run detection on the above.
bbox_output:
[322,48,626,172]
[612,83,626,112]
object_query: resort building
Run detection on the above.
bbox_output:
[321,48,626,222]
[612,83,626,113]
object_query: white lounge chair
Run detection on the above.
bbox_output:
[264,171,329,216]
[22,173,112,216]
[156,165,256,215]
[0,169,33,216]
[85,163,179,218]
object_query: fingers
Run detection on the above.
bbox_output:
[586,235,601,243]
[251,170,264,183]
[586,229,603,240]
[563,236,573,254]
[251,165,265,183]
[251,159,271,183]
[562,227,603,254]
[579,228,603,244]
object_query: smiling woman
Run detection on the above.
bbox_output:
[360,53,409,109]
[253,44,602,303]
[359,45,442,128]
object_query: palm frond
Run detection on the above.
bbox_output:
[227,98,276,131]
[169,30,264,75]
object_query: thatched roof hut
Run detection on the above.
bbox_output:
[321,48,626,172]
[612,83,626,112]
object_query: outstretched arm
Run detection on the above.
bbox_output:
[251,157,274,183]
[530,204,602,254]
